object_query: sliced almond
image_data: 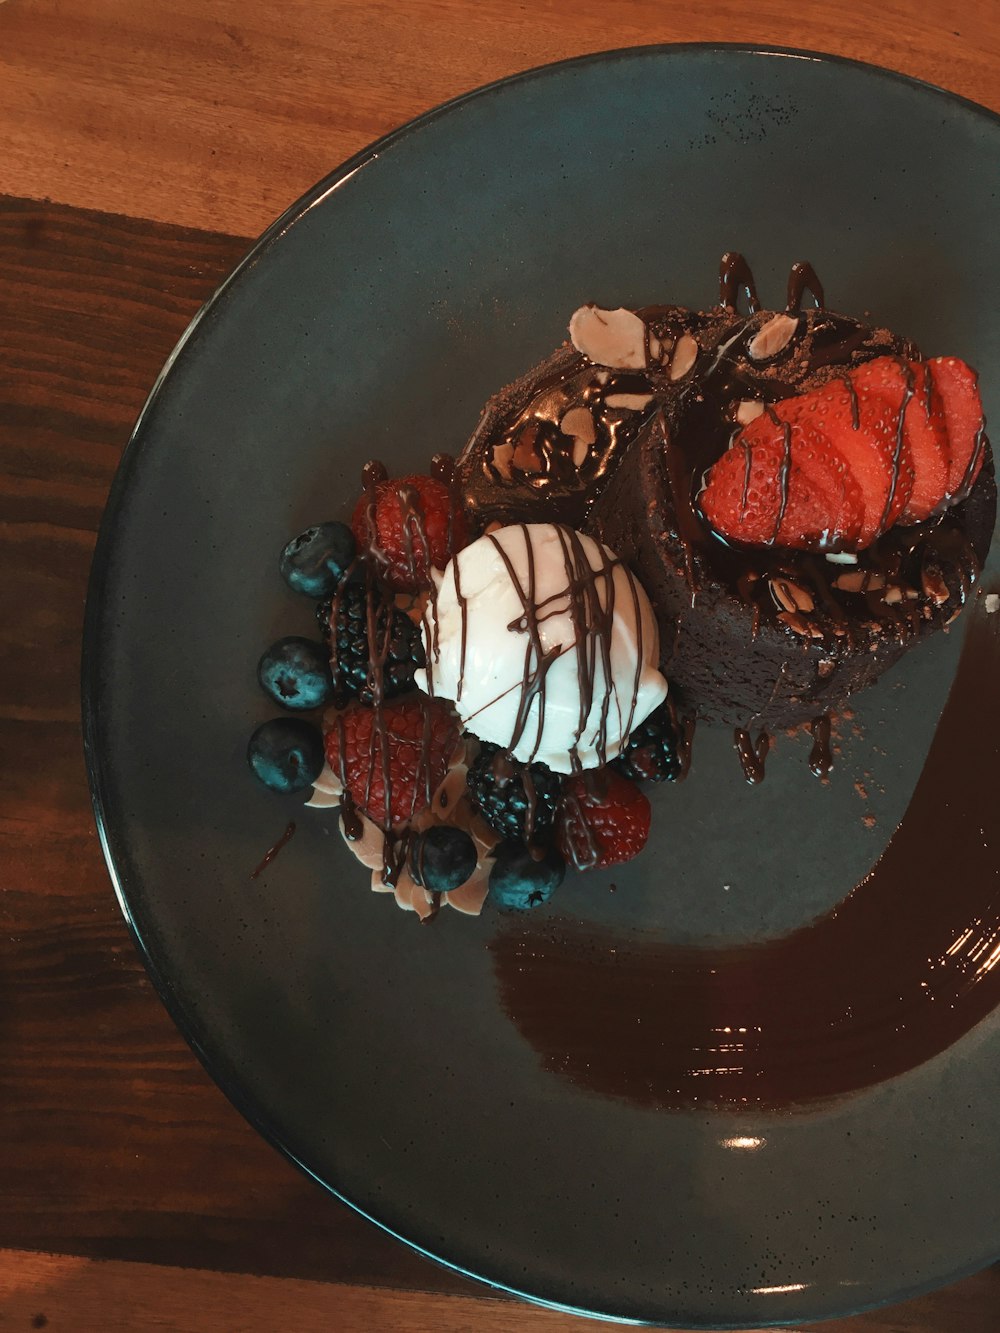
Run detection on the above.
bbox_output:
[734,399,765,425]
[559,404,597,444]
[571,437,590,468]
[777,610,825,639]
[834,570,886,594]
[883,584,919,605]
[491,441,515,480]
[605,392,654,410]
[921,566,950,605]
[569,305,648,370]
[669,332,699,381]
[769,577,814,614]
[748,313,799,361]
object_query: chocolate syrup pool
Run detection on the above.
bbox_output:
[490,595,1000,1110]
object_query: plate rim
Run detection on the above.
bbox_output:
[81,42,1000,1329]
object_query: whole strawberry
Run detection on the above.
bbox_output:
[352,473,468,592]
[325,697,461,830]
[556,769,651,871]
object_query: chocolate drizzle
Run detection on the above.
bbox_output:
[786,260,825,312]
[719,251,761,313]
[808,713,833,779]
[733,727,770,784]
[249,821,296,879]
[475,524,646,774]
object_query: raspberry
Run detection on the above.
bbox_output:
[317,583,424,705]
[352,474,468,593]
[614,702,681,782]
[466,741,563,844]
[324,697,461,830]
[556,769,651,870]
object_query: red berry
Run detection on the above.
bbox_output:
[351,474,468,592]
[849,357,946,524]
[557,769,651,871]
[926,357,987,500]
[701,412,859,550]
[324,697,461,830]
[785,371,914,544]
[702,353,985,553]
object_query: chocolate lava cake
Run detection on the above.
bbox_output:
[455,255,996,728]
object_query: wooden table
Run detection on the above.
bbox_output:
[2,3,998,1329]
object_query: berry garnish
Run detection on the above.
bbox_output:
[851,358,947,523]
[614,701,681,782]
[488,840,566,911]
[466,741,563,844]
[351,473,468,592]
[926,356,987,499]
[248,718,325,793]
[701,355,984,551]
[557,769,651,870]
[317,582,425,705]
[279,521,357,597]
[701,413,859,549]
[408,825,478,893]
[324,696,461,830]
[257,636,334,711]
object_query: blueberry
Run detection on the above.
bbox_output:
[248,717,325,793]
[488,840,565,911]
[258,636,334,711]
[279,521,357,597]
[408,826,478,894]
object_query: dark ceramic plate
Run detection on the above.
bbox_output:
[84,46,1000,1327]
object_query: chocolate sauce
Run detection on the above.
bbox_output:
[786,260,825,312]
[719,251,761,314]
[733,727,770,784]
[808,713,833,779]
[250,821,296,879]
[490,598,1000,1110]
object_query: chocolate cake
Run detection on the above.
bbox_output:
[455,256,996,731]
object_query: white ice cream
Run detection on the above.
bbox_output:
[414,523,668,774]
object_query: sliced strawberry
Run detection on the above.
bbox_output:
[926,356,987,500]
[701,415,848,550]
[775,403,865,547]
[850,357,948,523]
[786,372,913,544]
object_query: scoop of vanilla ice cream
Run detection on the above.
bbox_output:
[413,523,668,773]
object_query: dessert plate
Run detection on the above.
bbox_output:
[83,46,1000,1327]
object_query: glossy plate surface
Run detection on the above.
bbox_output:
[84,46,1000,1327]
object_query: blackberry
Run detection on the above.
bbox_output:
[466,741,562,844]
[317,583,424,705]
[614,701,681,782]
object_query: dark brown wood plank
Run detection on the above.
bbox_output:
[0,195,477,1293]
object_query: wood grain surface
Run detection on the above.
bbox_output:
[0,0,997,238]
[2,2,1000,1329]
